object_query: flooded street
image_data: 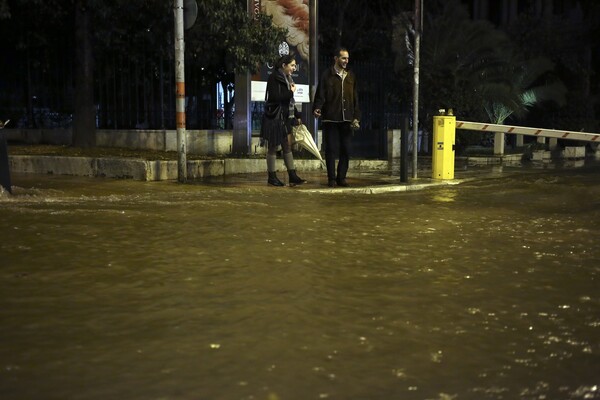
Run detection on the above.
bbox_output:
[1,165,599,400]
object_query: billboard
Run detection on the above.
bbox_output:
[250,0,311,103]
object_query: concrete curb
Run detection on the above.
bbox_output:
[302,179,463,194]
[9,155,389,181]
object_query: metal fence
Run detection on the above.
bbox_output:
[1,47,218,131]
[1,48,404,158]
[0,47,74,129]
[94,53,225,130]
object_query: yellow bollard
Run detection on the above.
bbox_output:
[432,114,456,180]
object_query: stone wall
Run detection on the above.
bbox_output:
[6,128,409,161]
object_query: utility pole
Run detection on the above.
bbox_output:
[309,0,319,145]
[412,0,423,179]
[174,0,187,182]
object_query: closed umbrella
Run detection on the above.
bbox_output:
[291,124,325,167]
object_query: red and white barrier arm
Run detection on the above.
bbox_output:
[456,121,600,142]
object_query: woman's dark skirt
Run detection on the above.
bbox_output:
[260,105,291,148]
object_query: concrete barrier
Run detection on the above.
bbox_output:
[5,128,392,181]
[563,146,585,159]
[11,155,96,176]
[531,150,552,161]
[387,129,402,160]
[9,155,388,181]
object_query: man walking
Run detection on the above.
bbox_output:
[313,47,360,187]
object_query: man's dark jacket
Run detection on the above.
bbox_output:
[313,66,360,122]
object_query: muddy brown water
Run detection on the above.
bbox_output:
[1,164,599,400]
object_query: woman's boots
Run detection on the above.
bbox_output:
[267,171,284,186]
[288,169,306,185]
[283,152,305,185]
[267,154,284,186]
[267,171,306,187]
[267,153,305,187]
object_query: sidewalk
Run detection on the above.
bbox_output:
[5,145,520,193]
[7,154,506,194]
[199,166,474,194]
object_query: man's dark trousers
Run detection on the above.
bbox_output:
[323,121,352,181]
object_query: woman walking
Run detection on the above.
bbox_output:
[260,54,306,186]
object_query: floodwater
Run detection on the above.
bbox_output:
[1,164,599,400]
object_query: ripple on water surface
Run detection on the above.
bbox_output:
[1,170,599,399]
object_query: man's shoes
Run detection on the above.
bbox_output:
[327,179,349,187]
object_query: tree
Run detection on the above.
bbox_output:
[2,0,171,145]
[2,0,285,145]
[483,57,566,125]
[0,0,9,19]
[505,2,600,132]
[392,0,567,149]
[185,0,287,128]
[0,0,73,129]
[318,0,412,60]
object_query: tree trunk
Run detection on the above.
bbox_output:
[73,0,96,148]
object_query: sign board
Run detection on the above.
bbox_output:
[184,0,198,30]
[250,0,311,103]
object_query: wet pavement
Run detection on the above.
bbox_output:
[193,160,530,193]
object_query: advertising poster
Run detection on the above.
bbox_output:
[251,0,311,103]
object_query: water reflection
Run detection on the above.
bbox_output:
[431,188,457,202]
[1,165,599,400]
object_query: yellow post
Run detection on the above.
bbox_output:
[432,114,456,180]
